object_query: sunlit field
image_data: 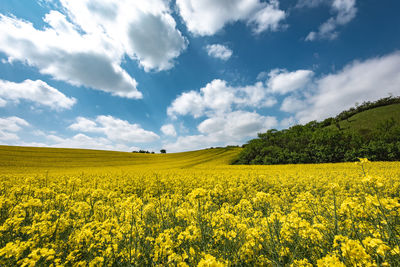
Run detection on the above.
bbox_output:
[0,146,399,266]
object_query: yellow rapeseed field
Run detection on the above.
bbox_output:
[0,146,399,266]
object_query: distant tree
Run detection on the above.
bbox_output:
[160,149,166,154]
[135,150,152,154]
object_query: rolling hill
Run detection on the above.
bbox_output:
[0,145,241,173]
[235,101,400,165]
[336,103,400,133]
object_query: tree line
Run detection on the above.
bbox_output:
[233,96,400,165]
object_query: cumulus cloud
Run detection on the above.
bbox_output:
[280,52,400,123]
[0,98,7,107]
[197,111,277,138]
[11,115,162,151]
[45,133,136,151]
[0,115,157,151]
[305,0,357,41]
[165,111,277,152]
[0,116,29,142]
[127,12,188,71]
[280,116,296,128]
[164,135,211,152]
[8,132,137,151]
[206,44,233,60]
[267,69,314,94]
[58,0,187,71]
[247,1,287,34]
[69,115,160,143]
[280,96,307,112]
[0,0,187,98]
[167,79,276,118]
[161,124,177,137]
[167,91,205,119]
[176,0,285,36]
[165,77,279,151]
[0,79,76,110]
[0,13,140,99]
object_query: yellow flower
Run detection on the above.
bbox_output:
[358,158,370,164]
[197,254,226,267]
[317,255,345,267]
[291,258,313,267]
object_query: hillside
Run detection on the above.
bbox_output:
[336,103,400,133]
[0,145,241,173]
[235,100,400,165]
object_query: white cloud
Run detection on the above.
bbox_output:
[197,111,277,137]
[0,98,6,107]
[247,1,286,34]
[69,115,160,143]
[267,69,314,94]
[239,83,278,107]
[280,116,296,128]
[281,52,400,123]
[0,116,29,142]
[0,79,76,110]
[198,80,236,114]
[0,13,141,99]
[68,117,101,133]
[206,44,233,60]
[167,79,276,118]
[0,131,20,142]
[280,96,307,112]
[46,133,133,151]
[126,12,188,71]
[0,115,157,151]
[8,132,136,152]
[0,0,187,98]
[333,0,357,24]
[167,91,206,119]
[176,0,285,36]
[59,0,188,71]
[165,111,277,152]
[305,0,357,41]
[165,77,279,151]
[256,71,269,80]
[161,124,177,137]
[0,116,29,132]
[164,135,210,152]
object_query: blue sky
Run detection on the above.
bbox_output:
[0,0,399,152]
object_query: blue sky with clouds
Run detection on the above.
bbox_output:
[0,0,399,152]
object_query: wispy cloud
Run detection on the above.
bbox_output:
[206,44,233,61]
[304,0,357,41]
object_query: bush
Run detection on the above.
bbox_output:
[233,115,400,165]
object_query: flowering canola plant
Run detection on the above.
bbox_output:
[0,147,399,266]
